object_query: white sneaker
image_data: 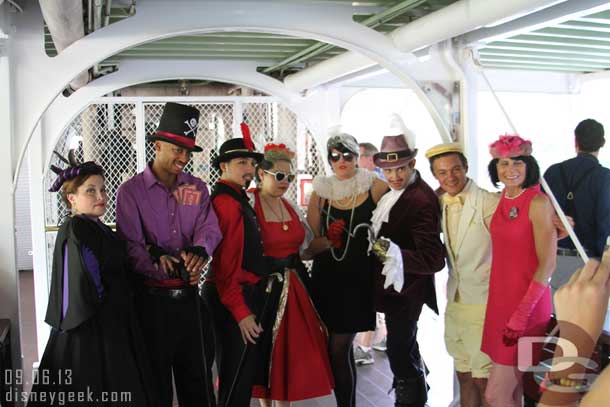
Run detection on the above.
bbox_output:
[354,345,375,365]
[372,337,387,352]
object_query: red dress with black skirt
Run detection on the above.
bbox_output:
[251,190,334,402]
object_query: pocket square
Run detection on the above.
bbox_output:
[182,188,201,205]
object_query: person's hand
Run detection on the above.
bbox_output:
[326,219,345,249]
[304,236,332,258]
[502,322,525,347]
[159,255,181,277]
[371,237,391,263]
[181,251,207,273]
[180,251,208,286]
[238,314,263,345]
[552,214,574,240]
[555,251,610,343]
[538,252,610,406]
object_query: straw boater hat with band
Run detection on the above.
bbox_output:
[212,121,264,169]
[147,102,203,152]
[424,142,464,161]
[373,114,418,169]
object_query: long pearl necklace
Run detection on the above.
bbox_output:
[326,192,358,262]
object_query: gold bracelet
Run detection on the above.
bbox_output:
[542,372,588,391]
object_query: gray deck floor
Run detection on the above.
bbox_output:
[19,269,456,407]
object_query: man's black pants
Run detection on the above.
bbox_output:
[135,287,215,407]
[386,311,425,379]
[202,282,262,407]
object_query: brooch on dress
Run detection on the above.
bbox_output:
[509,206,519,220]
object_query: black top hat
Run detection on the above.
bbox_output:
[212,138,263,169]
[147,102,203,152]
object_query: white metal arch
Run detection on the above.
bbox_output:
[12,0,450,189]
[41,59,326,172]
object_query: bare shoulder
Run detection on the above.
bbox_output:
[531,193,551,209]
[371,178,389,203]
[529,193,552,220]
[308,190,325,208]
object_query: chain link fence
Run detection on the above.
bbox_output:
[44,97,326,287]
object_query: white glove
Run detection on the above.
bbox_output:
[381,240,404,293]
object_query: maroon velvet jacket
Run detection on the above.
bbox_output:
[374,172,446,318]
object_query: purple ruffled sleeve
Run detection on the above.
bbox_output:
[61,243,104,319]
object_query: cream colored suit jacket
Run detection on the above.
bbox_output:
[442,180,500,305]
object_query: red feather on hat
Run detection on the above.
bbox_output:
[240,122,254,151]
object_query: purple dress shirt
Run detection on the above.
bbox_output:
[115,165,222,280]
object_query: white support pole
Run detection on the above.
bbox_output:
[134,101,146,172]
[296,119,306,172]
[0,28,23,376]
[28,121,51,360]
[453,47,481,180]
[233,100,243,138]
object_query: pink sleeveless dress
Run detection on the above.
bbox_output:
[481,185,551,366]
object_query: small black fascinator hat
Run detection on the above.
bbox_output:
[49,150,104,193]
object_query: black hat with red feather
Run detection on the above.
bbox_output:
[212,122,263,169]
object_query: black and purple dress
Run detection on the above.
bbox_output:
[28,215,157,406]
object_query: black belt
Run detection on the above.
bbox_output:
[145,286,194,300]
[557,248,591,257]
[265,254,300,273]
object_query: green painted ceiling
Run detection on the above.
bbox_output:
[44,0,458,79]
[44,1,610,79]
[479,9,610,74]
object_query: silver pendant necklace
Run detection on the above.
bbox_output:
[505,188,525,220]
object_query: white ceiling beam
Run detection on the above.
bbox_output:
[283,0,568,92]
[460,0,610,46]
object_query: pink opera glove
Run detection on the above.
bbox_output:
[502,279,547,346]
